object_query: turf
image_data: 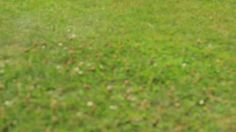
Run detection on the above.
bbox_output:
[0,0,236,131]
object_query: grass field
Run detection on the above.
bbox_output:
[0,0,236,131]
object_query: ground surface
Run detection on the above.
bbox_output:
[0,0,236,131]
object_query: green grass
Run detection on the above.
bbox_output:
[0,0,236,131]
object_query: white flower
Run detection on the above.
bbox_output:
[41,45,46,49]
[58,43,63,47]
[199,99,205,105]
[78,70,83,75]
[107,85,113,91]
[67,28,71,32]
[181,63,187,68]
[56,65,61,70]
[68,33,77,40]
[73,67,83,75]
[4,100,13,107]
[87,101,94,107]
[109,105,118,110]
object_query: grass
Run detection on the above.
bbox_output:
[0,0,236,131]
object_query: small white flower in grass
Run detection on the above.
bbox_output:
[56,65,61,70]
[107,85,113,91]
[74,67,83,75]
[67,28,72,32]
[87,101,94,107]
[74,67,79,71]
[199,99,205,105]
[181,63,187,68]
[41,45,46,49]
[78,70,83,75]
[58,43,63,47]
[109,105,118,110]
[4,100,13,107]
[68,33,77,40]
[99,64,104,70]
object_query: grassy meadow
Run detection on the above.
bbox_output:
[0,0,236,131]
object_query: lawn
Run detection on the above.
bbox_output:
[0,0,236,131]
